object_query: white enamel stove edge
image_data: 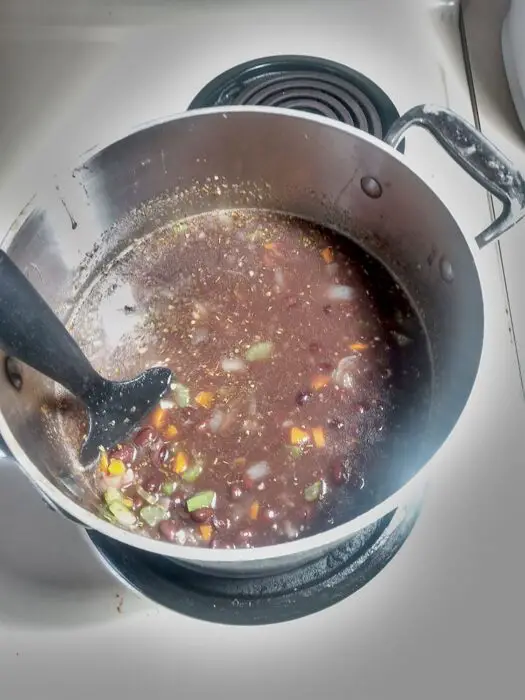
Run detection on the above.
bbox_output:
[0,1,523,698]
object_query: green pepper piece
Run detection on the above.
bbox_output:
[304,480,322,503]
[162,481,176,496]
[186,490,216,512]
[182,464,203,483]
[103,487,122,505]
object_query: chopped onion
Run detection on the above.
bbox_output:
[391,330,412,347]
[170,382,190,408]
[103,487,122,505]
[209,409,225,434]
[221,357,247,373]
[192,327,209,345]
[326,285,355,302]
[175,528,188,545]
[101,473,124,490]
[283,520,299,540]
[246,461,270,481]
[333,355,358,389]
[274,268,285,289]
[136,484,158,505]
[140,505,167,527]
[158,496,172,511]
[192,301,209,320]
[108,501,136,527]
[122,468,135,487]
[159,398,175,410]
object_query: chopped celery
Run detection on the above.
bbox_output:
[140,505,168,527]
[186,490,216,512]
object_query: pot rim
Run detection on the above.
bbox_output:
[0,105,479,563]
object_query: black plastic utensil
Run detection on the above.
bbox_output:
[0,250,172,466]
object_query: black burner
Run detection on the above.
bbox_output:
[188,55,402,143]
[87,498,421,625]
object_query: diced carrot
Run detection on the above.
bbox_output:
[195,391,215,409]
[164,424,179,440]
[349,342,368,352]
[249,501,260,520]
[199,524,213,541]
[150,405,168,430]
[172,451,188,474]
[311,375,331,391]
[108,458,126,476]
[98,447,109,473]
[264,242,275,250]
[321,247,334,264]
[290,427,310,446]
[312,427,326,448]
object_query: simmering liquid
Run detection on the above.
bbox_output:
[58,209,432,548]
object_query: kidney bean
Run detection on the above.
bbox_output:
[308,341,321,354]
[295,390,313,407]
[317,361,333,373]
[151,444,169,468]
[285,294,299,308]
[230,484,243,500]
[110,444,137,465]
[133,426,158,448]
[212,515,232,531]
[261,506,279,523]
[242,475,254,491]
[298,503,316,521]
[159,520,178,542]
[171,494,186,509]
[142,473,164,493]
[330,459,348,486]
[327,417,344,431]
[323,304,332,315]
[190,507,214,523]
[236,528,254,545]
[349,471,366,490]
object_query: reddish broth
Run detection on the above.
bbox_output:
[77,209,431,549]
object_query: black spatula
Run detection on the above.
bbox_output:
[0,250,172,466]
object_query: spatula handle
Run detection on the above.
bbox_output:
[0,250,102,400]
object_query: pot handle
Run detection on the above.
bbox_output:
[384,104,525,249]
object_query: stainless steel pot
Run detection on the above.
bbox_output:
[0,104,523,576]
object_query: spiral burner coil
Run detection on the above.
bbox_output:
[188,55,401,140]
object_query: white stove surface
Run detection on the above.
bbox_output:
[0,1,523,697]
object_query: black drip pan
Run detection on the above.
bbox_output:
[188,54,403,149]
[87,498,421,625]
